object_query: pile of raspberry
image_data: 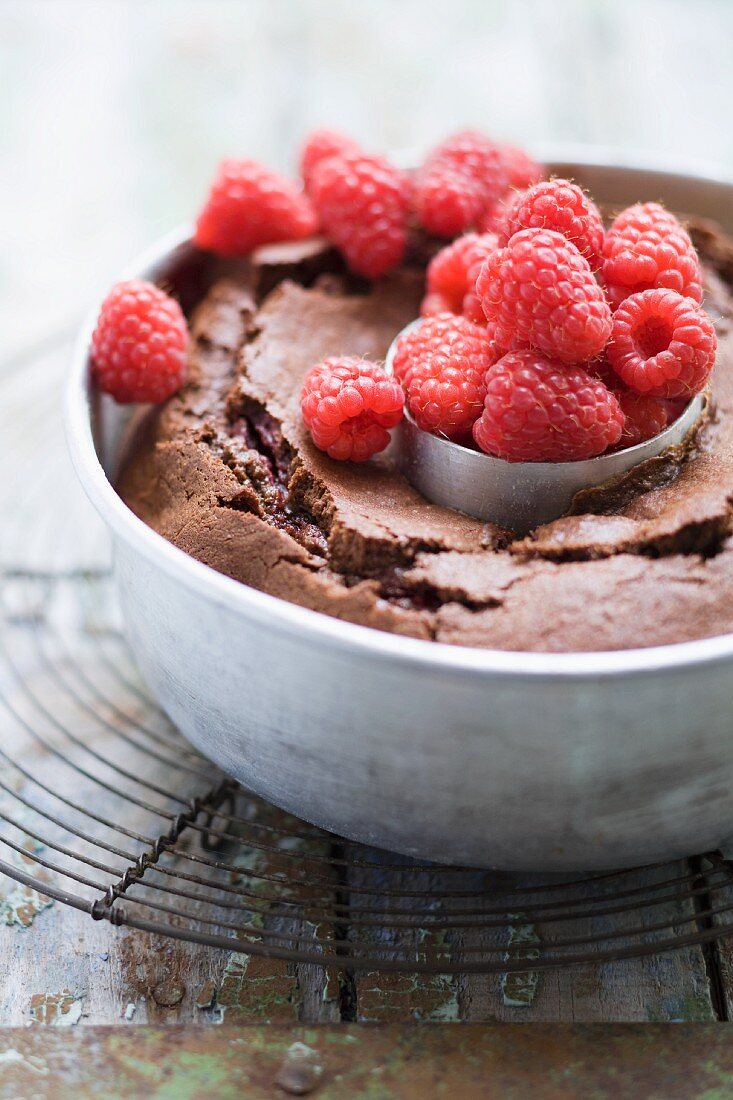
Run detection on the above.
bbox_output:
[90,129,716,471]
[295,132,715,463]
[409,176,715,462]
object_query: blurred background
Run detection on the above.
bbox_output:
[1,0,732,361]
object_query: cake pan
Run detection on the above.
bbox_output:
[66,149,733,871]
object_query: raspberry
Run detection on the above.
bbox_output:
[602,202,703,309]
[413,163,485,237]
[420,291,453,316]
[300,357,404,461]
[499,144,544,191]
[392,312,491,384]
[661,398,688,425]
[392,314,496,439]
[461,289,486,324]
[607,288,716,398]
[194,159,317,257]
[476,228,612,364]
[615,390,669,448]
[429,130,509,205]
[587,356,621,392]
[414,130,510,237]
[91,280,188,404]
[499,179,605,270]
[473,351,624,462]
[477,188,524,234]
[425,232,499,313]
[588,357,674,447]
[310,152,410,278]
[299,129,360,191]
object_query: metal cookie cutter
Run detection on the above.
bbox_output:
[385,321,706,535]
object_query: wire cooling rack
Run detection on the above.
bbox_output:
[2,337,733,975]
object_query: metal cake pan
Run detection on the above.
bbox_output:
[66,149,733,871]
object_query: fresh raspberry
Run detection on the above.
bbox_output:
[661,398,688,425]
[392,312,492,384]
[499,144,545,190]
[588,357,673,447]
[194,159,317,257]
[310,152,410,278]
[91,280,188,404]
[428,130,509,205]
[392,314,496,439]
[473,351,624,462]
[420,291,453,316]
[499,179,605,270]
[607,288,716,398]
[461,289,486,324]
[476,228,612,364]
[425,232,499,313]
[615,390,669,448]
[587,355,621,392]
[300,357,404,461]
[477,189,524,234]
[413,163,485,237]
[414,130,510,237]
[299,129,360,191]
[602,202,703,309]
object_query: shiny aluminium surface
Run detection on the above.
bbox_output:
[385,323,706,534]
[66,152,733,871]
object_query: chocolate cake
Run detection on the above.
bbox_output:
[118,224,733,652]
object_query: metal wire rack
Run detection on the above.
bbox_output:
[2,339,733,976]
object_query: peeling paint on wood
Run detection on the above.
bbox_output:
[501,918,540,1007]
[29,991,83,1027]
[1,882,54,929]
[195,980,217,1010]
[217,952,298,1024]
[455,862,718,1022]
[346,852,462,1023]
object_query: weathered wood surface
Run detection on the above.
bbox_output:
[1,345,731,1028]
[4,1023,733,1100]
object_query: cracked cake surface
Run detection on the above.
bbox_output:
[117,222,733,652]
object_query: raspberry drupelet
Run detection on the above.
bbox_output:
[602,202,703,309]
[607,288,716,398]
[194,159,317,257]
[91,280,188,404]
[310,152,411,278]
[473,351,625,462]
[475,228,613,364]
[300,357,405,462]
[392,313,497,440]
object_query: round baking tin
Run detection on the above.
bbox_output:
[65,151,733,871]
[385,322,706,534]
